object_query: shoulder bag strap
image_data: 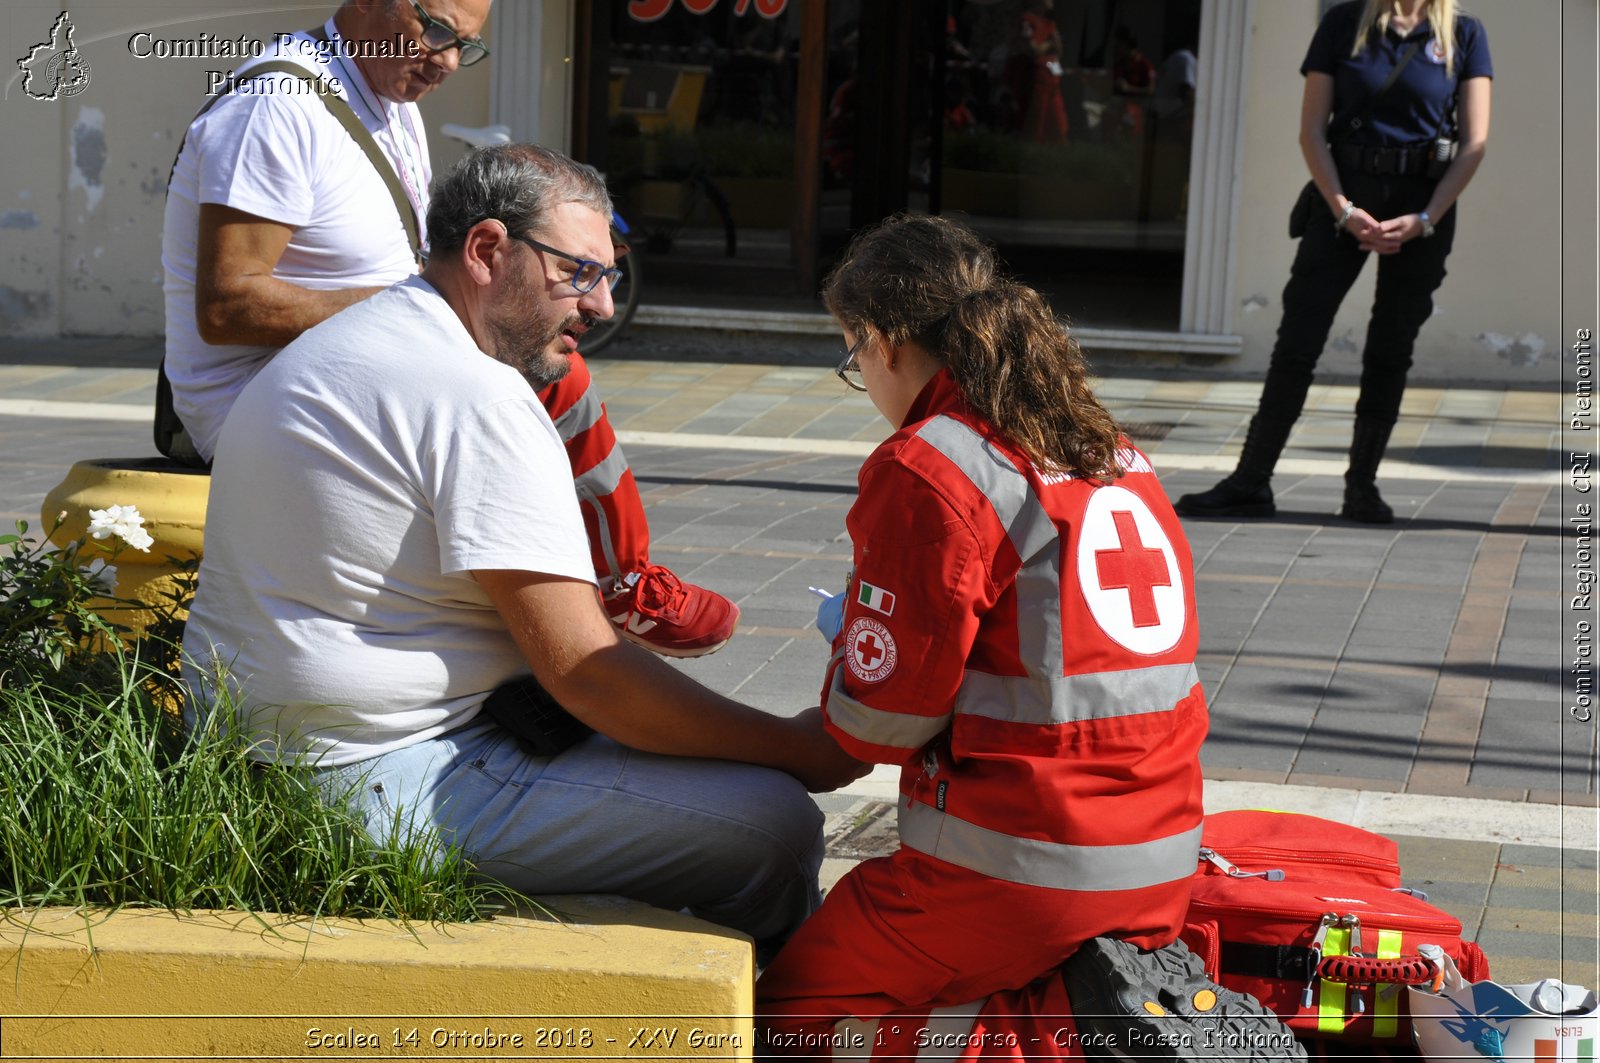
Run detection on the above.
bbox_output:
[1326,35,1426,146]
[304,25,421,261]
[166,30,421,261]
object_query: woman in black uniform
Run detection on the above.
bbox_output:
[1177,0,1491,523]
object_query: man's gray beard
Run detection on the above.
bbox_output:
[488,310,576,388]
[518,343,573,389]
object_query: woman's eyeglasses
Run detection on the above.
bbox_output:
[836,335,867,392]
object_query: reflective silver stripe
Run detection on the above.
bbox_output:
[899,801,1201,892]
[551,386,604,442]
[573,446,628,501]
[826,668,950,751]
[918,999,985,1060]
[956,662,1201,726]
[914,415,1067,696]
[914,417,1058,563]
[917,415,1196,729]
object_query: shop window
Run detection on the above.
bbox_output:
[584,0,803,300]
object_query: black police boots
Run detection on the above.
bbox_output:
[1341,418,1395,524]
[1174,414,1295,519]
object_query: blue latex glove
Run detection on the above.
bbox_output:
[811,587,846,642]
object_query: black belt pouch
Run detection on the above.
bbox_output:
[480,676,594,757]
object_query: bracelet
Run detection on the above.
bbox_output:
[1418,210,1436,238]
[1335,201,1356,232]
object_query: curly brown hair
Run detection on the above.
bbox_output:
[823,214,1123,481]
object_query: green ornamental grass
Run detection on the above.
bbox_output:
[0,514,527,924]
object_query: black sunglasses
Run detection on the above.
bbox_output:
[410,0,490,66]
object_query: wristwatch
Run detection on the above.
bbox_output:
[1418,211,1436,238]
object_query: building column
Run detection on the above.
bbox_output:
[1180,0,1253,336]
[489,0,573,150]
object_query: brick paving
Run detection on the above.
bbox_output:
[1,332,1593,988]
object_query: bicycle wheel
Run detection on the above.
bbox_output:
[580,235,640,356]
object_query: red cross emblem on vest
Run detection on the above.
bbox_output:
[1094,510,1173,628]
[845,616,899,682]
[855,630,886,668]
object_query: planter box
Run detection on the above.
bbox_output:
[0,898,754,1059]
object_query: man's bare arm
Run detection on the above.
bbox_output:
[194,203,385,346]
[474,568,869,792]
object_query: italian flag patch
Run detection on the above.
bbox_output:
[856,581,896,616]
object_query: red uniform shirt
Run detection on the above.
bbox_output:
[821,370,1207,895]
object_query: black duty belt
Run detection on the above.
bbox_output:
[1333,142,1436,177]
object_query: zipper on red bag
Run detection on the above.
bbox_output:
[1185,894,1460,937]
[1209,845,1398,879]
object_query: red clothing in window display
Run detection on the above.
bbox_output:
[1019,8,1068,142]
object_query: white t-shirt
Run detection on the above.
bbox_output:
[182,277,595,768]
[162,20,428,461]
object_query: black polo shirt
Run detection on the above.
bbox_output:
[1302,0,1493,148]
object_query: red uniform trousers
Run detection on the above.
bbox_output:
[758,847,1191,1060]
[534,350,650,582]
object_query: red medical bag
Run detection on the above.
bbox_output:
[1179,810,1491,1045]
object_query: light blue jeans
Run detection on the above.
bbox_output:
[312,719,825,958]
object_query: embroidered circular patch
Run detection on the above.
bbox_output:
[845,617,898,683]
[1075,486,1187,655]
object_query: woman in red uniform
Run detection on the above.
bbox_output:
[756,216,1295,1061]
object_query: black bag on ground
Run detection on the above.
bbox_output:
[480,676,593,757]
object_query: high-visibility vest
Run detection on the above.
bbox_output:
[822,372,1208,896]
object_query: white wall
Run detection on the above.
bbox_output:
[1229,0,1572,382]
[0,0,495,338]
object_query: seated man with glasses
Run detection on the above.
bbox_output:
[182,143,866,959]
[163,0,741,660]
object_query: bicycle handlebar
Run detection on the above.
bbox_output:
[439,123,512,149]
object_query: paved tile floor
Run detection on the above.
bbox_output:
[1,336,1593,989]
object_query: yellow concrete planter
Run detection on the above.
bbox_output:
[0,898,755,1060]
[40,457,209,638]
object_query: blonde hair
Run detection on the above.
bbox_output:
[823,215,1123,482]
[1351,0,1458,76]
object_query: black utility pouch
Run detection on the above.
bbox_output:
[480,676,593,757]
[1287,180,1319,239]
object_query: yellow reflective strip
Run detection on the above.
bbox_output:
[1372,929,1403,1038]
[1317,927,1350,1033]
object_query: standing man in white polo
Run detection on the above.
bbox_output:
[162,0,740,658]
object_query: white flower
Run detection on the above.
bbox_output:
[82,558,119,595]
[86,504,154,553]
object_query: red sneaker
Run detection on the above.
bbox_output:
[603,564,740,658]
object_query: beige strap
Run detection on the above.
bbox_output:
[169,34,421,261]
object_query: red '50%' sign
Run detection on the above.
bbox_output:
[629,0,788,21]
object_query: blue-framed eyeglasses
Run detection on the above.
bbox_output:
[836,335,867,391]
[507,232,624,294]
[410,0,490,66]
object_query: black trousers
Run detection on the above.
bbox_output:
[1258,169,1458,431]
